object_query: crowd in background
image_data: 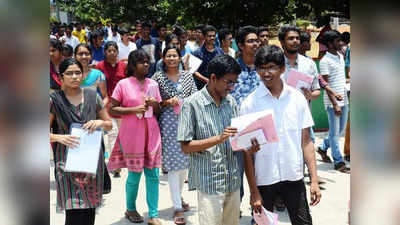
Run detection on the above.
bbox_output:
[50,19,350,225]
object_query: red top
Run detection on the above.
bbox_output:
[95,60,127,118]
[96,60,127,97]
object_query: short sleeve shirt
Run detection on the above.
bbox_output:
[177,86,240,194]
[192,45,224,89]
[240,81,314,186]
[320,51,349,108]
[118,41,137,61]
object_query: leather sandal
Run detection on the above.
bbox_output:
[125,210,144,223]
[173,211,186,225]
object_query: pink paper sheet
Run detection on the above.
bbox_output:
[231,113,279,151]
[286,69,314,89]
[253,208,279,225]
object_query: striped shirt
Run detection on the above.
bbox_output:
[177,86,240,194]
[320,51,349,108]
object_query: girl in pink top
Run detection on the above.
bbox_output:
[108,49,163,225]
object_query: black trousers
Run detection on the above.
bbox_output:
[258,179,313,225]
[65,208,96,225]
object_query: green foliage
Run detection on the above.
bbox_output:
[50,16,60,24]
[296,19,311,29]
[55,0,349,29]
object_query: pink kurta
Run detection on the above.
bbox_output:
[107,77,162,172]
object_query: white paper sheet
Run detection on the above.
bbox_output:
[64,123,102,174]
[236,129,267,149]
[182,53,203,74]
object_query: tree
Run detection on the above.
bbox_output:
[55,0,349,29]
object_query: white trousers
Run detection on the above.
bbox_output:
[168,169,187,210]
[197,189,240,225]
[104,118,120,155]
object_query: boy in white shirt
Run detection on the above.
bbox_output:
[241,45,321,225]
[118,28,137,63]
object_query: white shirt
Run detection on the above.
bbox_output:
[320,51,349,108]
[282,53,320,91]
[60,35,80,49]
[107,34,121,43]
[240,81,314,186]
[118,41,137,61]
[186,40,201,52]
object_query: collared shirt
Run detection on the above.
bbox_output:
[282,53,320,91]
[230,57,261,107]
[192,45,224,89]
[240,81,314,186]
[177,86,240,194]
[320,51,349,108]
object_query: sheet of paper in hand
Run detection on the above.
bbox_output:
[253,207,279,225]
[287,69,314,91]
[230,109,279,151]
[182,53,203,74]
[144,83,159,118]
[64,123,103,174]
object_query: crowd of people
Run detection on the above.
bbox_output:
[49,20,351,225]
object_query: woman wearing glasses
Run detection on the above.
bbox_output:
[152,45,197,225]
[50,58,112,225]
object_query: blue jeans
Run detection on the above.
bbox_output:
[319,105,349,165]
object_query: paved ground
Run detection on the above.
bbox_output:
[50,132,350,225]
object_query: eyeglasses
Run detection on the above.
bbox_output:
[222,78,238,87]
[257,65,281,74]
[63,70,82,76]
[206,34,216,38]
[246,38,260,44]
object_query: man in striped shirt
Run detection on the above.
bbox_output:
[177,54,260,225]
[317,30,350,173]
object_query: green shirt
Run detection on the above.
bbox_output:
[177,86,240,194]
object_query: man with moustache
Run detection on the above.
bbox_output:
[241,45,321,225]
[317,30,350,172]
[279,25,320,143]
[177,54,260,225]
[193,25,224,89]
[229,25,261,217]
